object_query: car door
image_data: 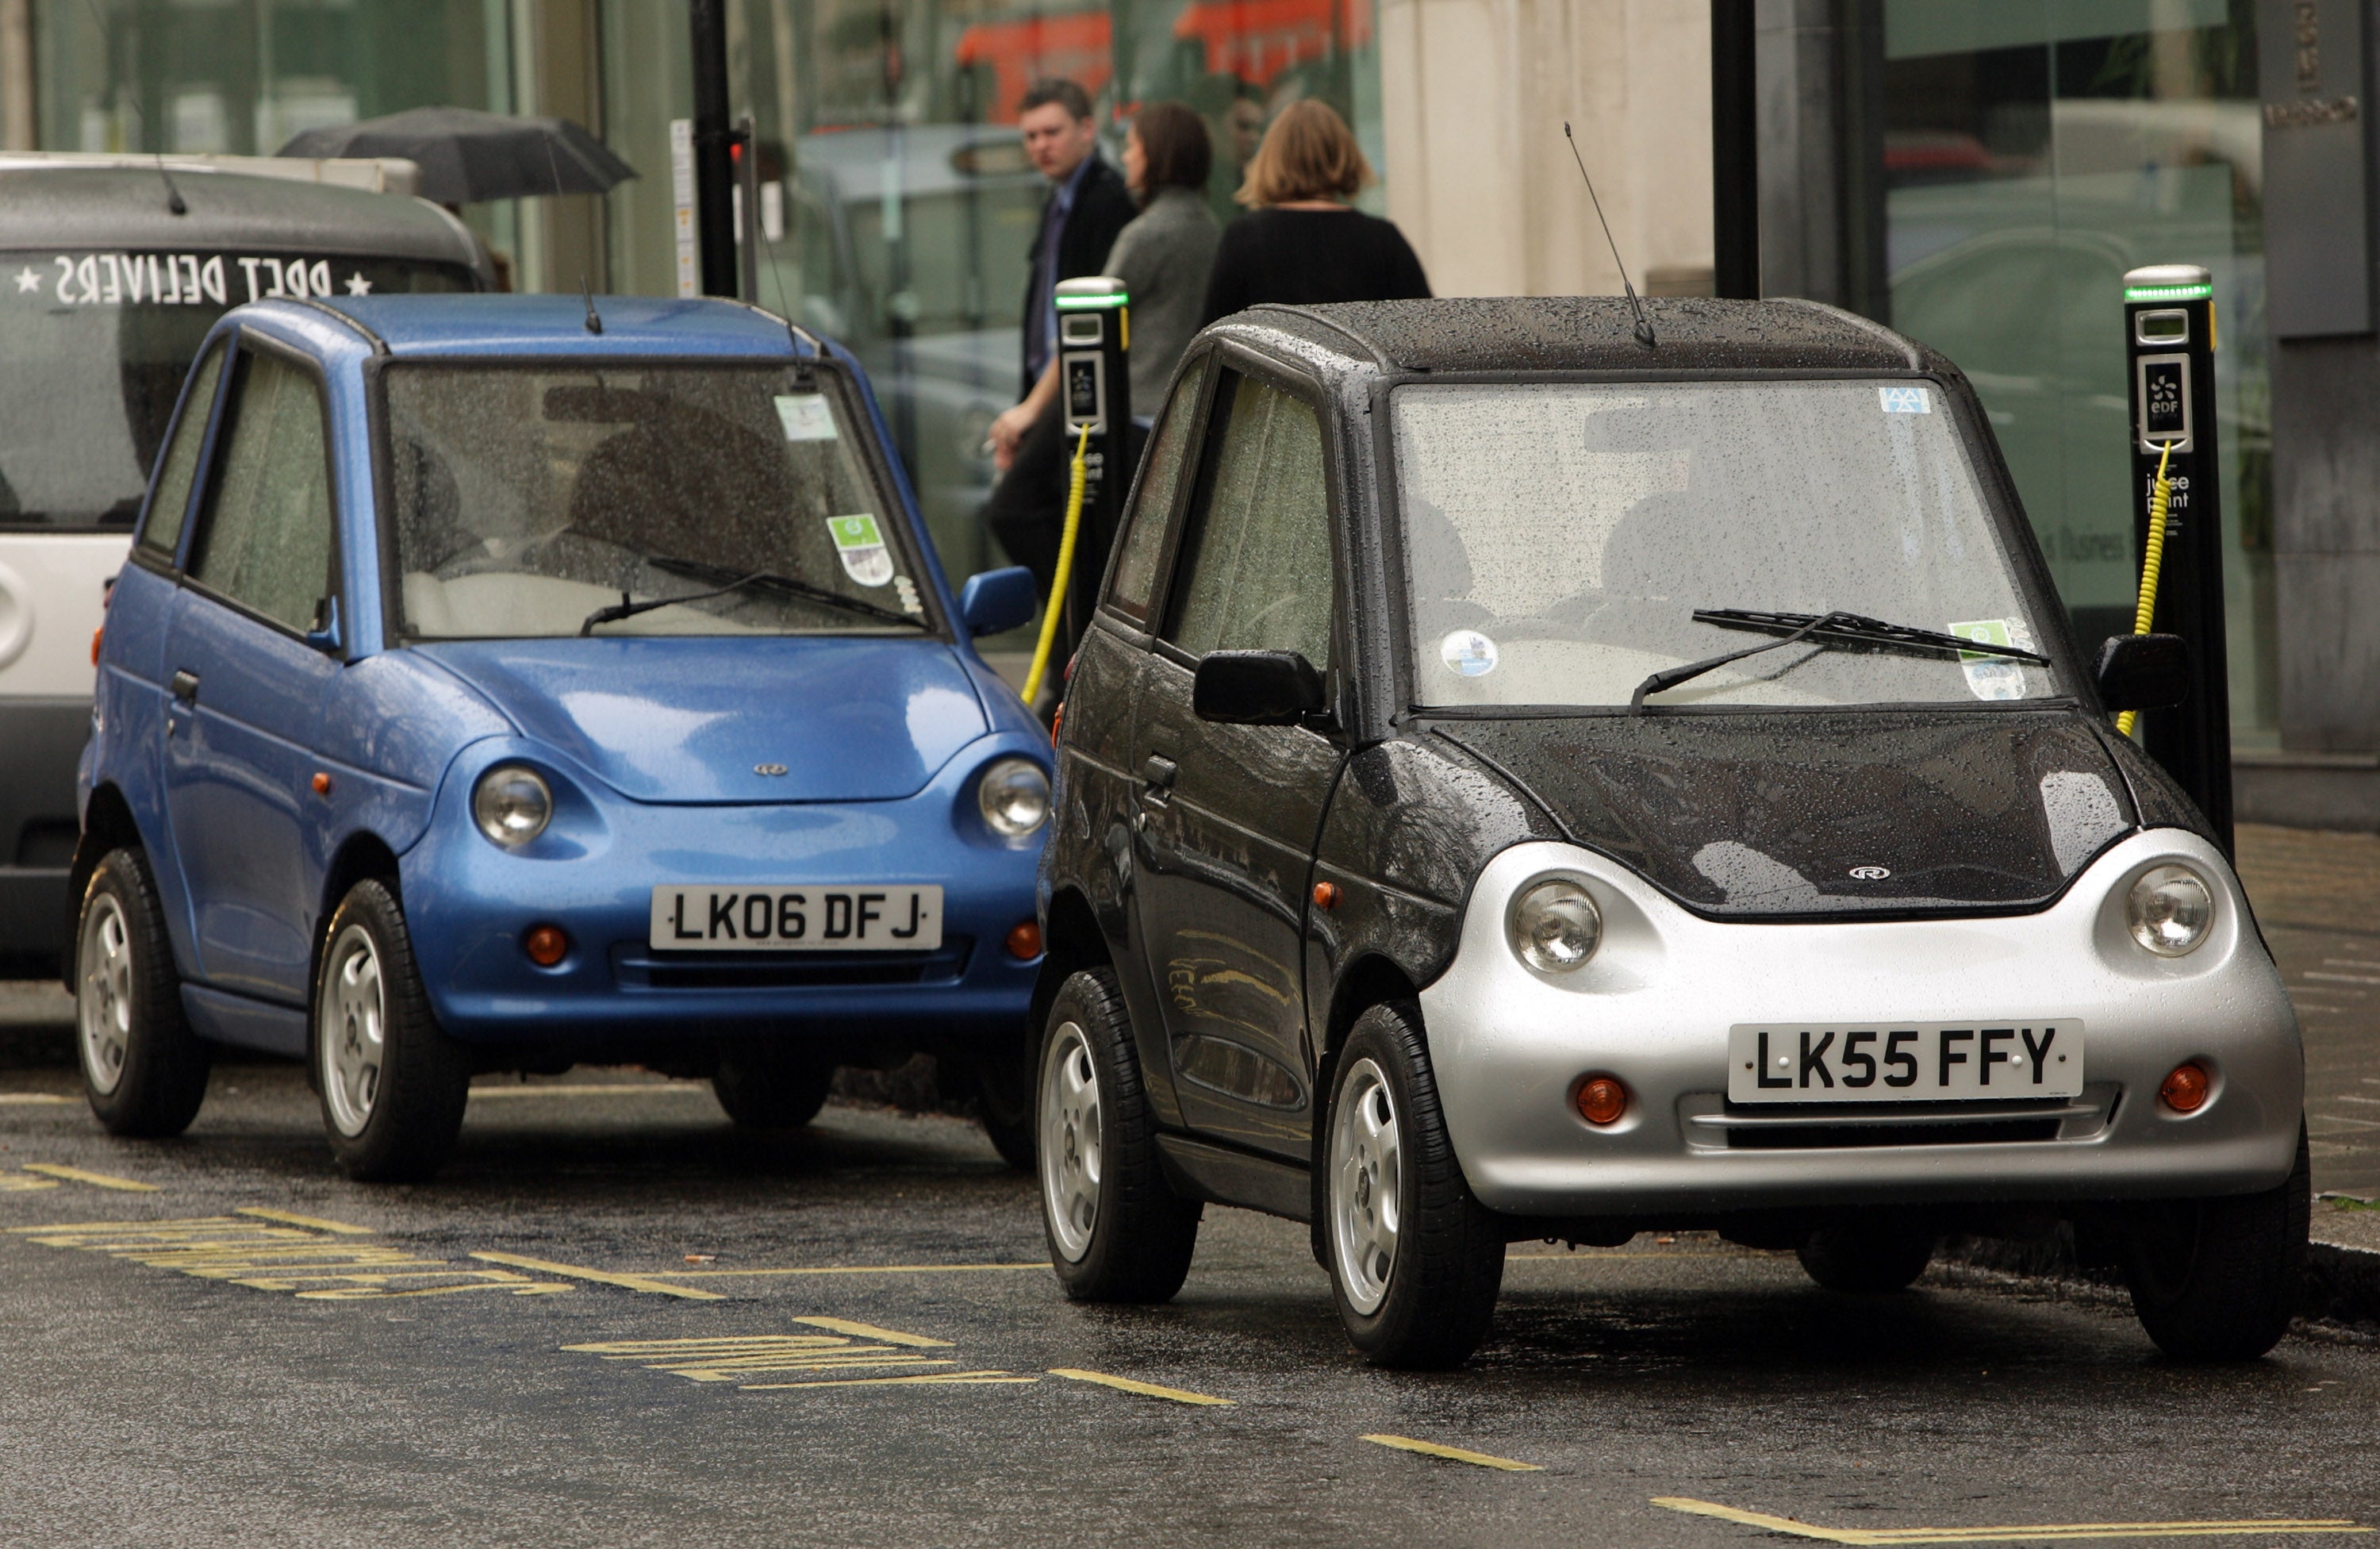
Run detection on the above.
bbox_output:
[161,338,343,1002]
[1128,360,1345,1160]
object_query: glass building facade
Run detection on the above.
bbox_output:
[1876,0,2273,743]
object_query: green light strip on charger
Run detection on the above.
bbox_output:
[2125,284,2213,302]
[1054,294,1129,309]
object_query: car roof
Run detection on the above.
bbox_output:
[0,166,486,268]
[305,293,812,359]
[1225,296,1934,377]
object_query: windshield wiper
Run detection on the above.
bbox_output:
[580,571,772,636]
[1629,607,2048,714]
[647,555,927,631]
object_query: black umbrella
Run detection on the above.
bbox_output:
[278,106,635,204]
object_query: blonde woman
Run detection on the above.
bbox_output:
[1198,98,1429,326]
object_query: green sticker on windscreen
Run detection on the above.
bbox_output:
[775,394,839,441]
[1947,617,2035,701]
[826,514,893,586]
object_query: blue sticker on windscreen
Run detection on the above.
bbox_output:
[1879,386,1931,414]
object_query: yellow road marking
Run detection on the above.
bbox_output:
[1362,1434,1541,1472]
[660,1262,1050,1278]
[21,1163,158,1191]
[1652,1497,2370,1543]
[743,1371,1040,1390]
[565,1333,957,1384]
[0,1094,73,1105]
[0,1171,60,1191]
[13,1215,568,1298]
[236,1207,374,1235]
[793,1316,954,1348]
[468,1251,727,1300]
[467,1083,710,1099]
[1047,1367,1234,1406]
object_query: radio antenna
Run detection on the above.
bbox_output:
[1564,121,1653,348]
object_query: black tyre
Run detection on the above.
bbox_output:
[2121,1126,2309,1362]
[973,1036,1038,1172]
[1322,1003,1505,1369]
[1797,1213,1937,1293]
[712,1047,835,1130]
[75,848,210,1137]
[312,880,470,1182]
[1038,967,1201,1302]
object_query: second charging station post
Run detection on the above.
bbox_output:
[1053,277,1130,651]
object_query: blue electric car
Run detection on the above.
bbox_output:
[71,293,1050,1180]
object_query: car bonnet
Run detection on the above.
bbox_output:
[412,636,988,803]
[1432,709,2140,919]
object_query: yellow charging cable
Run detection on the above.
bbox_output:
[2114,438,2177,739]
[1022,423,1092,706]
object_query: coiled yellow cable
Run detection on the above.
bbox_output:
[2115,438,2176,739]
[1022,423,1092,707]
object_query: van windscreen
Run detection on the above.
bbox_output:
[0,252,470,532]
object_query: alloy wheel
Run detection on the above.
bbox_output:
[320,924,387,1138]
[77,894,132,1097]
[1330,1057,1403,1315]
[1040,1020,1103,1262]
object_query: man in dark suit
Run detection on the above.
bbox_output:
[982,79,1136,625]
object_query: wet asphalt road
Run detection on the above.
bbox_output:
[3,1057,2378,1549]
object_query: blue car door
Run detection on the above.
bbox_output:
[160,338,342,1003]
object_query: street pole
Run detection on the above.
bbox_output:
[1710,0,1759,299]
[2121,262,2233,855]
[689,0,738,298]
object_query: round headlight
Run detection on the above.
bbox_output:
[2126,863,2213,957]
[1509,878,1603,973]
[473,765,552,848]
[978,758,1050,838]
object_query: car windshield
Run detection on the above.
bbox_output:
[0,252,469,531]
[1394,379,2059,709]
[385,363,935,640]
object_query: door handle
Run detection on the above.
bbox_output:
[1139,754,1178,808]
[170,670,200,705]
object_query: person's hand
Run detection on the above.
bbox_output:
[988,402,1036,472]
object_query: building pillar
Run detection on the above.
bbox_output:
[1,0,33,151]
[1379,0,1714,300]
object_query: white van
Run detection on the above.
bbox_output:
[0,156,492,973]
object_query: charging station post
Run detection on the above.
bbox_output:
[2120,263,2233,854]
[1053,276,1131,643]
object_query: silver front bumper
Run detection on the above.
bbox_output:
[1418,832,2303,1218]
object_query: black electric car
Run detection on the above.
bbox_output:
[1029,296,2305,1370]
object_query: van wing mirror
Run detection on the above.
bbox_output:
[2095,632,2187,713]
[1193,650,1326,726]
[958,567,1037,637]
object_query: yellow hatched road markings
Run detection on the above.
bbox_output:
[659,1262,1049,1278]
[1653,1497,2371,1544]
[21,1163,159,1191]
[1047,1367,1234,1406]
[0,1170,60,1191]
[9,1215,571,1300]
[466,1082,711,1100]
[468,1251,727,1300]
[1362,1434,1541,1472]
[565,1327,1022,1390]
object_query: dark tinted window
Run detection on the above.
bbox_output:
[190,351,336,633]
[1106,356,1207,621]
[138,341,225,560]
[1164,372,1333,668]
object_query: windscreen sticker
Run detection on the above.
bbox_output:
[1879,385,1932,414]
[825,514,894,586]
[1948,617,2036,701]
[892,575,924,616]
[775,394,839,442]
[1440,628,1499,678]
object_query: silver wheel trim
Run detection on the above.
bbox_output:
[1330,1057,1403,1316]
[1039,1019,1103,1263]
[319,924,387,1138]
[77,894,133,1097]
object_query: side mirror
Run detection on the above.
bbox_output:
[305,595,344,655]
[958,567,1037,637]
[2095,632,2187,712]
[1193,650,1326,726]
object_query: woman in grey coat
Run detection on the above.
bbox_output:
[988,102,1219,466]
